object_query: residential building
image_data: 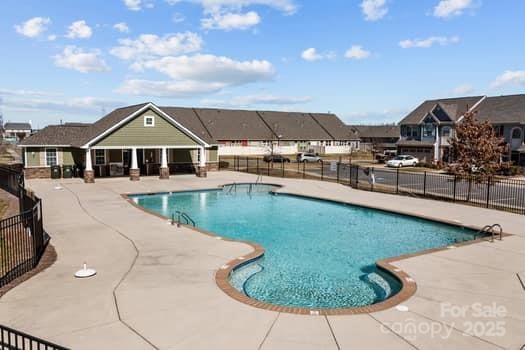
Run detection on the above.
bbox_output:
[397,94,525,165]
[2,122,32,143]
[350,125,400,153]
[19,102,360,181]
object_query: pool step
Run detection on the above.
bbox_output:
[362,272,392,301]
[229,262,263,293]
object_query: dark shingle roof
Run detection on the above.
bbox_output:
[4,122,31,130]
[400,96,484,124]
[191,108,275,141]
[474,94,525,123]
[257,111,333,140]
[161,107,216,144]
[350,125,400,139]
[310,113,360,140]
[20,124,91,146]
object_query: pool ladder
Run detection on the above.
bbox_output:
[255,174,263,185]
[172,211,196,227]
[227,182,237,193]
[475,224,503,242]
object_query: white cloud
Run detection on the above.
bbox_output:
[53,46,109,73]
[0,89,121,119]
[113,22,130,33]
[399,35,460,48]
[433,0,474,18]
[47,34,57,41]
[344,45,371,60]
[168,0,297,15]
[360,0,388,21]
[300,48,335,62]
[66,20,93,39]
[110,32,203,60]
[117,79,227,96]
[118,54,275,97]
[172,13,186,23]
[453,84,474,95]
[491,70,525,89]
[234,94,312,105]
[123,0,142,10]
[14,17,51,38]
[201,11,261,30]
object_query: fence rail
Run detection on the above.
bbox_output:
[220,156,525,215]
[0,324,69,350]
[0,166,47,288]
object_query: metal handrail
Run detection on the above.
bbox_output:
[255,174,263,185]
[475,224,503,242]
[172,211,196,227]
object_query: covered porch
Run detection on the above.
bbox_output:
[84,146,211,182]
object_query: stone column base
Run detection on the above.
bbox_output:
[159,167,170,179]
[130,168,140,181]
[196,166,207,178]
[84,170,95,183]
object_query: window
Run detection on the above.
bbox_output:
[494,125,504,138]
[423,123,435,137]
[45,149,57,166]
[511,127,522,139]
[144,116,155,127]
[95,149,106,165]
[442,127,451,137]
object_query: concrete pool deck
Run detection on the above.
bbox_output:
[0,171,524,349]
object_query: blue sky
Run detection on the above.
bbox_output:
[1,0,525,129]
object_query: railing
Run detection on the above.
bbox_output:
[0,166,48,288]
[0,324,69,350]
[172,211,196,227]
[220,156,525,216]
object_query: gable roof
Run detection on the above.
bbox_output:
[19,124,91,146]
[4,122,31,130]
[21,103,356,147]
[310,113,360,140]
[474,94,525,124]
[191,108,275,141]
[350,125,400,139]
[257,111,333,140]
[400,96,484,125]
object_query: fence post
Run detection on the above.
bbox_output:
[302,160,306,179]
[423,171,427,197]
[268,160,271,176]
[486,177,491,208]
[257,157,259,174]
[355,165,359,187]
[282,160,285,177]
[246,157,249,173]
[336,162,340,183]
[453,175,457,202]
[371,167,375,192]
[321,160,324,181]
[396,167,399,194]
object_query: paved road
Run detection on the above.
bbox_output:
[229,158,525,212]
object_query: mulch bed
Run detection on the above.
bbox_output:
[0,244,57,298]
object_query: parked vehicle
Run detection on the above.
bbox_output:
[296,153,321,163]
[386,155,419,168]
[263,154,291,163]
[375,150,397,164]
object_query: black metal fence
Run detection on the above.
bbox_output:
[220,156,525,215]
[0,166,47,288]
[0,324,69,350]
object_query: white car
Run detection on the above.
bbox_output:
[296,153,322,162]
[386,155,419,168]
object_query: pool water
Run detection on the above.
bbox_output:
[131,184,480,309]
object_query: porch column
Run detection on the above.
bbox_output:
[196,146,207,178]
[84,148,95,183]
[434,125,440,162]
[130,147,140,181]
[159,147,170,179]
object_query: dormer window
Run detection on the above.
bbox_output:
[144,116,155,127]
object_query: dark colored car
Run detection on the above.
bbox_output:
[263,154,291,163]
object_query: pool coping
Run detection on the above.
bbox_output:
[121,183,511,316]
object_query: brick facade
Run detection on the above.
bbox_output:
[24,167,51,179]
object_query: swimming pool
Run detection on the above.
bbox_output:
[131,184,480,310]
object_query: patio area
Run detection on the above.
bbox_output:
[0,172,524,349]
